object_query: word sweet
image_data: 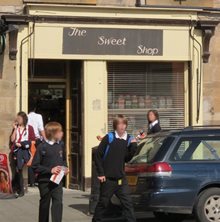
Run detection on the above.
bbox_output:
[98,36,127,46]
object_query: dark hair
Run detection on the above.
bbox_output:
[28,99,37,112]
[113,114,128,130]
[17,111,28,126]
[147,110,159,123]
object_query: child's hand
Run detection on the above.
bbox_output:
[97,135,103,141]
[64,168,70,175]
[16,143,21,147]
[98,176,106,183]
[51,166,61,175]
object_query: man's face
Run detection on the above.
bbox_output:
[116,120,127,134]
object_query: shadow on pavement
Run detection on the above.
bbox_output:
[69,204,89,215]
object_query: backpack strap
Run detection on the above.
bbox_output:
[127,135,133,147]
[103,132,114,160]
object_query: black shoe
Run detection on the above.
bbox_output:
[18,192,25,197]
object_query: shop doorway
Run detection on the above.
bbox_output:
[28,59,83,189]
[28,83,66,128]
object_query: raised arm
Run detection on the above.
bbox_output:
[125,138,138,162]
[32,145,51,175]
[95,135,108,177]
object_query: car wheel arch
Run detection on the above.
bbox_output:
[192,183,220,209]
[198,183,220,196]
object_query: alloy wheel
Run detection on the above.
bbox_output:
[204,195,220,222]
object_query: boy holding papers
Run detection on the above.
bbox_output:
[32,122,69,222]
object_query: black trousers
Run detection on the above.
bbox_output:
[93,178,136,222]
[28,167,36,185]
[13,169,24,194]
[38,182,63,222]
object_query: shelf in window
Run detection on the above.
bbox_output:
[108,108,183,115]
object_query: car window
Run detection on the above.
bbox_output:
[171,137,220,161]
[130,136,167,164]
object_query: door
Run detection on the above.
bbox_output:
[69,62,82,189]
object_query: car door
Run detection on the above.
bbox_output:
[167,136,220,209]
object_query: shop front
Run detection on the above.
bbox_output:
[8,4,216,189]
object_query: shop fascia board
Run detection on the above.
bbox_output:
[25,4,199,20]
[1,14,198,26]
[1,11,219,27]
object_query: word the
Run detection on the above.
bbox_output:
[68,27,87,37]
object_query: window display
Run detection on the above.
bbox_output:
[108,62,185,134]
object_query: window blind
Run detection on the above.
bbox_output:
[107,62,186,135]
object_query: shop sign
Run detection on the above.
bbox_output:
[63,27,163,56]
[0,153,12,197]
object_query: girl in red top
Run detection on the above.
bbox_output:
[11,111,35,197]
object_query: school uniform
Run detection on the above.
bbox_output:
[28,111,45,185]
[13,125,35,195]
[32,140,67,222]
[147,120,161,135]
[93,131,137,222]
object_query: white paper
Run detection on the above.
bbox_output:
[50,167,67,185]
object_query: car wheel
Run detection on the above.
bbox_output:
[195,188,220,222]
[154,212,186,222]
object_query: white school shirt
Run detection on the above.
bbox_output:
[149,119,159,129]
[114,131,128,141]
[15,126,29,142]
[28,112,44,139]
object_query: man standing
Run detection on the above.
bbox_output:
[93,114,137,222]
[28,101,46,143]
[28,100,46,186]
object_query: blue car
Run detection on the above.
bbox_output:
[125,127,220,222]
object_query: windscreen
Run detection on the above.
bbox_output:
[130,136,167,164]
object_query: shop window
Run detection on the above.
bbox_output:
[107,62,185,134]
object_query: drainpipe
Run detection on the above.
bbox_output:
[19,22,35,111]
[189,25,202,124]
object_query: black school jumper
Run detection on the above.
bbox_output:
[32,141,67,222]
[93,133,137,222]
[147,122,161,135]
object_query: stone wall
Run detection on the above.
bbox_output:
[145,0,213,7]
[0,36,17,154]
[0,1,20,154]
[97,0,136,6]
[97,0,214,7]
[203,2,220,125]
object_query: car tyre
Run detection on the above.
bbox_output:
[154,212,186,222]
[195,188,220,222]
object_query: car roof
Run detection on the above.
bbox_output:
[153,126,220,138]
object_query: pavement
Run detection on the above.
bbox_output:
[0,187,195,222]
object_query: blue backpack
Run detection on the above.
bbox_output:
[103,132,133,160]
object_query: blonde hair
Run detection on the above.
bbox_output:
[45,122,62,140]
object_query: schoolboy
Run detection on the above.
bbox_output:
[93,114,137,222]
[32,122,69,222]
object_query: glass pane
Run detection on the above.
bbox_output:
[28,59,66,78]
[130,136,166,164]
